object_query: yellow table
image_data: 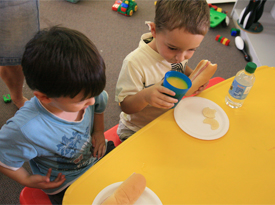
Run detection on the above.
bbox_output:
[63,66,275,204]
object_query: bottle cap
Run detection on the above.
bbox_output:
[245,62,257,74]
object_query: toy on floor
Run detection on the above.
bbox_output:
[231,28,240,36]
[215,35,230,46]
[208,3,227,14]
[235,36,251,62]
[3,94,11,103]
[210,8,229,28]
[112,0,137,17]
[112,0,123,11]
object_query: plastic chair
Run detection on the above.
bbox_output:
[19,187,51,205]
[206,77,225,89]
[104,124,121,147]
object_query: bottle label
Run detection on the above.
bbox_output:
[228,79,252,100]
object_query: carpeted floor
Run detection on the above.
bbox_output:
[0,1,248,204]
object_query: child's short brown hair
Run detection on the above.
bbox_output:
[154,0,210,35]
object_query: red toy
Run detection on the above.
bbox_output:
[112,0,123,11]
[208,3,227,14]
[112,0,137,17]
[215,35,230,46]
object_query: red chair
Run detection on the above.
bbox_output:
[206,77,225,89]
[104,124,121,147]
[19,187,51,205]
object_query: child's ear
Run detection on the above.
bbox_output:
[33,91,52,104]
[150,22,157,38]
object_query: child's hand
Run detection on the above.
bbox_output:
[27,168,66,189]
[91,131,106,159]
[192,81,209,95]
[144,82,178,109]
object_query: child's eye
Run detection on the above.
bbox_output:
[168,47,177,51]
[189,49,196,52]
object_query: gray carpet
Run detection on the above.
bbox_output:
[0,1,247,204]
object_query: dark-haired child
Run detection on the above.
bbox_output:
[0,26,114,204]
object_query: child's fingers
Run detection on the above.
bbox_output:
[159,86,176,97]
[162,94,178,103]
[45,169,65,183]
[46,168,52,177]
[43,174,66,189]
[53,173,62,182]
[43,177,66,189]
[44,168,52,182]
[155,86,178,103]
[93,144,106,158]
[98,144,106,158]
[198,85,205,91]
[53,173,66,182]
[96,150,103,159]
[93,146,98,157]
[151,98,175,109]
[156,102,174,109]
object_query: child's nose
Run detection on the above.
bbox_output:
[176,51,192,62]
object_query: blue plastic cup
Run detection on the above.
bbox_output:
[163,71,192,108]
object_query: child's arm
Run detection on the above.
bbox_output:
[120,81,178,114]
[0,165,65,189]
[91,113,106,158]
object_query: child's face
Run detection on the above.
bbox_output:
[49,91,95,113]
[150,26,204,64]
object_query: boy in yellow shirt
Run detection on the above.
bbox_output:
[115,0,210,141]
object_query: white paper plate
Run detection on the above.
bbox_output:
[92,182,162,205]
[174,97,229,140]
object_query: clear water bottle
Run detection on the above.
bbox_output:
[225,62,257,108]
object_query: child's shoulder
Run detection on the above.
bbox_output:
[124,33,155,63]
[8,97,42,128]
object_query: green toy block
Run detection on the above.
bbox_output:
[3,94,12,103]
[210,9,227,28]
[231,28,240,35]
